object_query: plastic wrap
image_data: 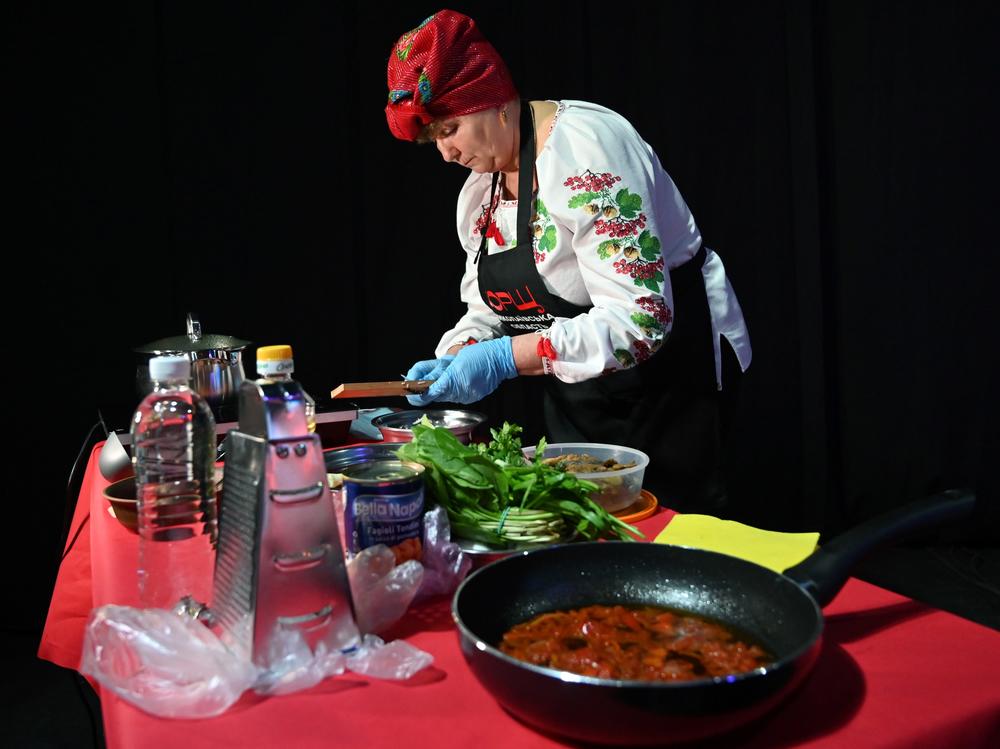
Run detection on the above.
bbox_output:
[345,634,434,680]
[81,604,435,717]
[254,628,348,696]
[80,605,257,719]
[417,505,473,599]
[344,506,471,631]
[347,546,424,634]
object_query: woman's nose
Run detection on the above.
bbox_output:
[437,139,458,162]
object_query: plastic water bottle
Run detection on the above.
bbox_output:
[256,344,316,432]
[131,355,218,609]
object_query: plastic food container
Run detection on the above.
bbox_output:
[522,442,649,513]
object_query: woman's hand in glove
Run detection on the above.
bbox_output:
[404,355,455,406]
[421,337,518,405]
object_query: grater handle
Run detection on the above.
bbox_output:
[273,545,331,573]
[269,482,325,504]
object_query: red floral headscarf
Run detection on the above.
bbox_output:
[385,10,518,141]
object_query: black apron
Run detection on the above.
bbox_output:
[474,102,728,512]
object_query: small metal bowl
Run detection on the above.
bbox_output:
[371,409,486,444]
[455,537,560,567]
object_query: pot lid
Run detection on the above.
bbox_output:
[135,313,252,354]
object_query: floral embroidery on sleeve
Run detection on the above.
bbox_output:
[611,301,669,366]
[565,170,666,294]
[564,171,674,371]
[632,296,672,342]
[532,198,557,263]
[614,339,653,367]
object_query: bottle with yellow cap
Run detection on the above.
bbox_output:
[255,345,316,433]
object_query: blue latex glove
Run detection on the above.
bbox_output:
[420,338,518,405]
[404,355,455,406]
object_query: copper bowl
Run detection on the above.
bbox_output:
[102,477,138,533]
[101,472,223,535]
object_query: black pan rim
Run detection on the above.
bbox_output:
[451,541,825,690]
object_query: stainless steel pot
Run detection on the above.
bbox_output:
[135,313,251,405]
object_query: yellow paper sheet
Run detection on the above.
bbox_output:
[654,514,819,573]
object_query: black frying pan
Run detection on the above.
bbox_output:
[452,490,974,746]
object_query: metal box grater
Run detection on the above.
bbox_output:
[212,379,357,668]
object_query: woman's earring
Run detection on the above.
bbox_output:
[500,108,508,124]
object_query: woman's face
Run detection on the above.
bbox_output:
[432,107,515,173]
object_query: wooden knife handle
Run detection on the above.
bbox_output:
[330,380,434,399]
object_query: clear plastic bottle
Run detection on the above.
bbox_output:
[131,355,218,609]
[256,345,316,432]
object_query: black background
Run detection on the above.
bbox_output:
[6,1,997,633]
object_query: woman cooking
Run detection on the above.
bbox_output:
[387,10,751,512]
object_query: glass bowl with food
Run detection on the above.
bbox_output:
[522,442,650,513]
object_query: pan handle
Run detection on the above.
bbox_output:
[783,489,975,607]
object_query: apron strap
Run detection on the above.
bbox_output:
[473,102,537,264]
[515,101,536,248]
[670,246,707,292]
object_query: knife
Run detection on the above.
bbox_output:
[330,380,434,399]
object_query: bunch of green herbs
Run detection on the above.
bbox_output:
[397,421,638,546]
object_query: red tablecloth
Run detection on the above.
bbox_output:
[40,444,1000,748]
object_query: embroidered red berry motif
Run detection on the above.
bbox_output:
[631,295,672,340]
[632,340,652,364]
[636,295,671,323]
[565,170,665,293]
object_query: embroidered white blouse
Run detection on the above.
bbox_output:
[435,100,751,387]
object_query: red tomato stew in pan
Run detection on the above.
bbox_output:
[499,604,773,681]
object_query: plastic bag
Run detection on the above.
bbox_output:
[417,506,472,600]
[81,604,435,717]
[347,546,424,634]
[254,627,348,696]
[345,634,433,680]
[80,605,257,719]
[344,506,472,632]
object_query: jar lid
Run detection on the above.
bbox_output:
[257,345,294,376]
[341,460,425,484]
[257,344,293,361]
[148,355,191,382]
[135,313,251,354]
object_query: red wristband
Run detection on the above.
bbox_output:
[536,337,558,361]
